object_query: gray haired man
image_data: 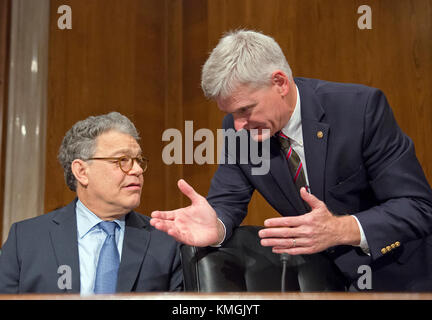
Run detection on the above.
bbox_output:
[0,112,183,294]
[151,30,432,291]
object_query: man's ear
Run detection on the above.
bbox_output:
[71,159,89,187]
[271,70,290,97]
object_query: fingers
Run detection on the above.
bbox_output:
[259,226,304,239]
[150,210,178,220]
[272,246,308,255]
[150,210,180,234]
[264,216,303,228]
[264,238,319,255]
[149,218,174,233]
[264,190,323,228]
[177,179,202,203]
[260,237,303,248]
[260,191,330,255]
[150,218,184,239]
[259,225,307,254]
[300,187,322,210]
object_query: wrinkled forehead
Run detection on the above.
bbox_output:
[94,130,142,156]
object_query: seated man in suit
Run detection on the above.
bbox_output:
[0,112,182,294]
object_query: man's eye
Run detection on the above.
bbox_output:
[237,105,254,114]
[120,157,130,165]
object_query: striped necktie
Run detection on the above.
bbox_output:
[277,131,309,194]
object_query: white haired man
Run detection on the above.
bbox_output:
[151,30,432,291]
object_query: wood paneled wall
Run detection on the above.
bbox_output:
[46,0,432,226]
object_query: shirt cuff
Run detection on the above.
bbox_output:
[352,215,370,255]
[210,218,226,247]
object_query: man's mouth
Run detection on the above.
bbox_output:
[123,182,142,190]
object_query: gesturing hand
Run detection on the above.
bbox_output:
[150,179,224,247]
[258,188,361,255]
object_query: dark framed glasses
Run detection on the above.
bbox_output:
[86,155,148,174]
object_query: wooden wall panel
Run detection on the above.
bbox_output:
[45,0,432,229]
[163,0,184,210]
[182,0,215,198]
[46,0,168,215]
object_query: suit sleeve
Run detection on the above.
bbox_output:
[0,223,20,293]
[354,89,432,260]
[206,115,255,241]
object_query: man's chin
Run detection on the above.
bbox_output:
[123,195,141,212]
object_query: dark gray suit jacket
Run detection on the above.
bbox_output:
[207,77,432,291]
[0,199,183,293]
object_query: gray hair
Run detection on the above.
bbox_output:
[201,29,292,99]
[58,111,140,191]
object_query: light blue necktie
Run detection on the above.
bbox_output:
[94,221,120,294]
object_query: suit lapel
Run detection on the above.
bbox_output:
[296,78,329,202]
[116,211,151,292]
[49,200,81,293]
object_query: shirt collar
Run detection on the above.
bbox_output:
[281,84,303,146]
[76,199,125,239]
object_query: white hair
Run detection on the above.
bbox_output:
[201,29,292,99]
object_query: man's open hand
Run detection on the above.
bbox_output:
[150,179,224,247]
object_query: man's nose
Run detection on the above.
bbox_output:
[129,159,144,175]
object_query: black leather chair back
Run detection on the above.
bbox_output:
[180,225,347,292]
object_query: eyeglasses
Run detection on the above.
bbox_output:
[85,155,149,174]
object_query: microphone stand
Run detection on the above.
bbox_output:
[280,253,289,292]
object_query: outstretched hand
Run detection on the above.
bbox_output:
[150,179,224,247]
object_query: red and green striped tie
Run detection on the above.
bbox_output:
[277,131,308,194]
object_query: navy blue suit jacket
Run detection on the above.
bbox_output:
[0,199,183,293]
[207,77,432,291]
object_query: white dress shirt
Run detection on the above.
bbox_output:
[76,200,125,295]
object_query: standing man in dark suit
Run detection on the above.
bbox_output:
[0,112,182,294]
[151,30,432,291]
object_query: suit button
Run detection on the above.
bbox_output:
[395,241,401,247]
[317,131,324,139]
[386,246,392,252]
[391,243,396,249]
[381,248,387,254]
